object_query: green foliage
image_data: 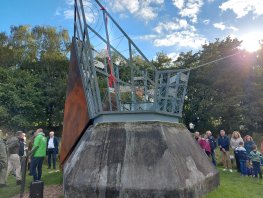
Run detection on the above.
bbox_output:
[0,25,70,133]
[181,37,263,134]
[0,67,41,131]
[1,24,262,136]
[152,51,172,69]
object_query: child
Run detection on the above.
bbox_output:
[249,145,263,178]
[235,142,248,175]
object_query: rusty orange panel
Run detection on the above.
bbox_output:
[60,45,90,166]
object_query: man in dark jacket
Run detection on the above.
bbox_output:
[218,130,232,172]
[18,132,25,158]
[47,131,59,169]
[206,130,217,166]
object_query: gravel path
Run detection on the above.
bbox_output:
[12,185,63,198]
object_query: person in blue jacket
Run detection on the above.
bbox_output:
[244,135,255,155]
[235,141,248,175]
[218,130,232,172]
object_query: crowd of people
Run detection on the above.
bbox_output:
[0,128,59,188]
[194,130,263,178]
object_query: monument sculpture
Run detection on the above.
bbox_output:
[61,0,219,197]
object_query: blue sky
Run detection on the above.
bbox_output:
[1,0,263,60]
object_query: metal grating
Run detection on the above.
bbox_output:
[73,0,190,120]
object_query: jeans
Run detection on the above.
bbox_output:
[211,150,216,166]
[239,160,247,175]
[31,157,44,181]
[234,152,240,172]
[252,161,262,178]
[47,148,57,169]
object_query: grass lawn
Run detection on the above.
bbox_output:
[0,163,62,198]
[1,162,262,198]
[206,168,263,198]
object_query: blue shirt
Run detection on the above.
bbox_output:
[244,141,255,154]
[218,136,230,151]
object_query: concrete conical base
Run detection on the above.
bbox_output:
[63,122,219,198]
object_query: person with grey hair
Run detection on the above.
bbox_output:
[47,131,59,169]
[6,131,22,185]
[0,130,8,188]
[218,130,232,172]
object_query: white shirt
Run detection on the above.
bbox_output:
[48,137,55,149]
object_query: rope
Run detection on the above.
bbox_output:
[188,52,241,71]
[100,6,116,88]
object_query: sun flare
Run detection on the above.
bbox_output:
[240,32,262,52]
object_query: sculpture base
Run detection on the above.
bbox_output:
[63,122,219,198]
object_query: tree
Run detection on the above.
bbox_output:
[181,37,263,134]
[152,51,172,69]
[0,25,70,133]
[0,67,41,131]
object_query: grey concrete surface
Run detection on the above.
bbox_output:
[63,122,219,198]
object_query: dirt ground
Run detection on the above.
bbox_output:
[12,185,63,198]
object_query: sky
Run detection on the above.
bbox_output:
[0,0,263,60]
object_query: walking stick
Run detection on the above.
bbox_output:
[20,156,28,198]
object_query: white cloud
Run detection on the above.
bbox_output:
[137,17,206,49]
[213,22,226,30]
[135,34,158,41]
[213,22,238,31]
[108,0,164,21]
[167,52,180,61]
[220,0,263,18]
[153,31,206,49]
[229,26,238,31]
[64,10,74,19]
[63,0,96,23]
[55,8,61,16]
[66,0,74,6]
[136,6,157,20]
[154,19,191,34]
[203,19,210,25]
[172,0,184,9]
[172,0,204,23]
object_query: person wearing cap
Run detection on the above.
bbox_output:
[0,130,8,188]
[6,131,22,185]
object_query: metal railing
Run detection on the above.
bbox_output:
[73,0,190,120]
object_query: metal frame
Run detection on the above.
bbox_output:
[73,0,190,122]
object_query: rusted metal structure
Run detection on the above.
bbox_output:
[60,0,190,165]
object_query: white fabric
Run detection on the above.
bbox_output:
[48,138,55,149]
